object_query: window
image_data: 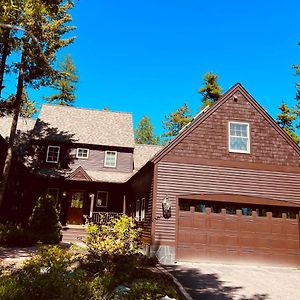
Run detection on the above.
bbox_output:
[104,151,117,167]
[135,199,140,221]
[96,191,108,207]
[141,198,146,221]
[229,122,250,153]
[76,148,89,159]
[46,146,60,163]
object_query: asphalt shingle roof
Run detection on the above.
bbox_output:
[133,144,164,170]
[36,104,135,148]
[0,116,36,139]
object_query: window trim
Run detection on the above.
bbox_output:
[135,199,140,221]
[104,151,117,168]
[76,148,89,159]
[96,191,108,207]
[141,198,146,221]
[228,121,250,154]
[46,145,60,163]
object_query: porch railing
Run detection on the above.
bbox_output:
[89,212,122,224]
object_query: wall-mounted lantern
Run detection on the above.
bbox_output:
[162,195,171,219]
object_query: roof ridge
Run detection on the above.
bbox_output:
[41,104,132,115]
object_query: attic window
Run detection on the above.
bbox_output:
[76,148,89,159]
[229,122,250,153]
[104,151,117,168]
[46,146,60,163]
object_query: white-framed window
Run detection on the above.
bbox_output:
[46,146,60,163]
[96,191,108,207]
[104,151,117,168]
[135,199,140,221]
[76,148,89,159]
[229,121,250,153]
[141,198,146,221]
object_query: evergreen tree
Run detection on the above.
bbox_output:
[0,88,37,117]
[277,102,299,144]
[162,103,193,142]
[0,0,75,208]
[135,115,159,145]
[198,72,222,109]
[44,54,78,105]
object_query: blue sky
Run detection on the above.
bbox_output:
[4,0,300,135]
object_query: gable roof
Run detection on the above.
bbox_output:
[134,144,164,170]
[152,83,300,163]
[36,104,135,148]
[0,116,36,139]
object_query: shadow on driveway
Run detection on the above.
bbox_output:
[165,265,269,300]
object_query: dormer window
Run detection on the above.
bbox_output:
[229,121,250,153]
[76,148,89,159]
[104,151,117,168]
[46,146,60,163]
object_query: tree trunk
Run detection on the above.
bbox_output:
[0,29,11,98]
[0,49,25,208]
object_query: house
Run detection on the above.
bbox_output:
[130,83,300,266]
[0,105,162,225]
[0,83,299,267]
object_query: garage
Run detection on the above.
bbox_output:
[176,195,300,266]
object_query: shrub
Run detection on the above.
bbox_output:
[85,215,142,259]
[28,193,62,244]
[0,222,37,247]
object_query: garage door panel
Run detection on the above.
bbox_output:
[177,209,300,266]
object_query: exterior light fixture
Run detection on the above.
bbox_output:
[162,195,171,219]
[62,191,67,197]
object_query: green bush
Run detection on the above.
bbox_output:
[29,193,62,244]
[0,246,91,300]
[0,222,37,247]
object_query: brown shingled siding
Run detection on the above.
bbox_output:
[70,149,133,173]
[154,161,300,243]
[165,92,300,167]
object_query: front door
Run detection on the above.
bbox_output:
[67,191,85,224]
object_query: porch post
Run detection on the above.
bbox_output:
[89,193,95,218]
[123,195,126,214]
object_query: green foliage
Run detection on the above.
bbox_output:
[162,103,193,141]
[85,215,142,259]
[0,246,91,300]
[0,87,37,117]
[29,193,62,244]
[44,54,79,105]
[198,72,222,108]
[135,115,160,145]
[277,102,299,144]
[0,222,37,247]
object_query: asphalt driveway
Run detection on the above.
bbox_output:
[164,262,300,300]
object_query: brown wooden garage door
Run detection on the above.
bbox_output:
[177,201,300,266]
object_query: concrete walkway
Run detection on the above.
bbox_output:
[164,262,300,300]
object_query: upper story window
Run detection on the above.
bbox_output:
[76,148,89,159]
[104,151,117,168]
[229,121,250,153]
[46,146,60,163]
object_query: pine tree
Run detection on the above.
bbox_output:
[198,72,222,109]
[135,115,159,145]
[44,54,78,105]
[162,103,193,142]
[0,0,76,208]
[277,102,299,144]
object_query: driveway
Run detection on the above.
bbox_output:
[164,262,300,300]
